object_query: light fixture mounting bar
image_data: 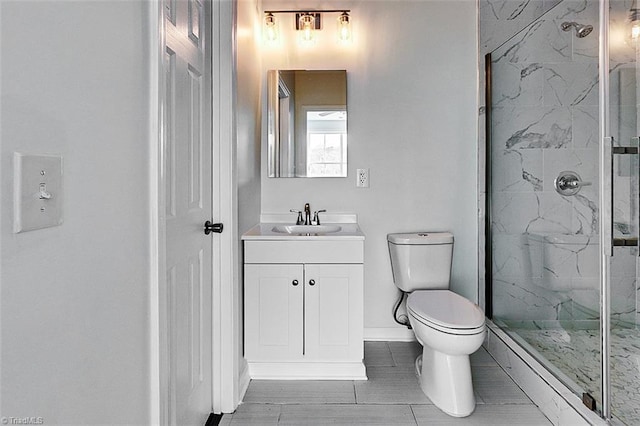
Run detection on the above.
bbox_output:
[264,9,350,14]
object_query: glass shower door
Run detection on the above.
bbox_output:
[604,1,640,423]
[487,0,603,414]
[487,0,640,422]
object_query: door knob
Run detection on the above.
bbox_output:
[204,220,223,235]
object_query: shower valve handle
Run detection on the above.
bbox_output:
[554,171,591,196]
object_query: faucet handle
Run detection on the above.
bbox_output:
[313,209,327,225]
[290,209,304,225]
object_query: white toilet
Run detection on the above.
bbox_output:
[387,232,486,417]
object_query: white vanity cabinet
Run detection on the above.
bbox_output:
[242,232,366,380]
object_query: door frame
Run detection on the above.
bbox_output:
[211,0,243,415]
[148,0,239,422]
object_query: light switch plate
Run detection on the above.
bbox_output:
[14,153,63,233]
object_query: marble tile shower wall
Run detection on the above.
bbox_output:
[478,0,639,327]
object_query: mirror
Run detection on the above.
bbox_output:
[267,70,347,178]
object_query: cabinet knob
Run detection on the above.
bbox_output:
[292,279,299,286]
[309,279,315,286]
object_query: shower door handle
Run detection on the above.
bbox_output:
[607,138,640,252]
[603,136,613,256]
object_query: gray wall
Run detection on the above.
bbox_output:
[260,0,478,336]
[1,1,152,423]
[236,0,263,399]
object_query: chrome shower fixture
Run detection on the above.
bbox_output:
[561,21,594,38]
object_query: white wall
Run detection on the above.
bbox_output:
[1,1,152,423]
[261,0,478,336]
[235,0,263,405]
[237,2,263,234]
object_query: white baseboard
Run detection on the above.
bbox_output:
[248,361,367,380]
[237,361,251,406]
[364,327,416,342]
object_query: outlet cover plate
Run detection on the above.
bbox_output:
[356,168,369,188]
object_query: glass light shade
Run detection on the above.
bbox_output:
[264,13,278,44]
[337,12,351,42]
[299,14,315,43]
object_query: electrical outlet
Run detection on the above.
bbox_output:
[356,168,369,188]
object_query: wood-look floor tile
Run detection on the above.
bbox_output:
[243,380,356,404]
[221,403,280,425]
[235,341,551,425]
[364,341,395,367]
[388,341,422,367]
[470,347,497,366]
[355,366,431,405]
[472,366,532,404]
[412,404,552,425]
[279,404,417,425]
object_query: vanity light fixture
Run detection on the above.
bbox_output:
[263,9,351,45]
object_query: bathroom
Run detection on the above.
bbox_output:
[0,0,638,425]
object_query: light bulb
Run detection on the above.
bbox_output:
[264,13,278,44]
[337,12,351,43]
[299,14,315,44]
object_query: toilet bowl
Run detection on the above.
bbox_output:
[407,290,485,417]
[387,232,486,417]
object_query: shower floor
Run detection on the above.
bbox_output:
[512,327,640,425]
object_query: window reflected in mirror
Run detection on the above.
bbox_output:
[306,110,347,177]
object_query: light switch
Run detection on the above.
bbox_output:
[14,153,63,233]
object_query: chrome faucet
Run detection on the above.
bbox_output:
[313,209,326,225]
[304,203,311,225]
[292,204,325,225]
[289,209,304,225]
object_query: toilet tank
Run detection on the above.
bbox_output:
[387,232,454,292]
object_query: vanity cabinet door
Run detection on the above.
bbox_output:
[304,264,364,361]
[244,264,304,361]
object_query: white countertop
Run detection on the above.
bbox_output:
[242,222,365,241]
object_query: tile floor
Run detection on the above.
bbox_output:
[221,342,552,425]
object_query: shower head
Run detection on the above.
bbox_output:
[561,21,594,38]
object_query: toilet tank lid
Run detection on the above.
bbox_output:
[387,232,453,245]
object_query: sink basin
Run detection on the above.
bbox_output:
[272,224,342,234]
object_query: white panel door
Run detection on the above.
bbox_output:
[164,0,213,425]
[304,264,364,360]
[244,264,304,361]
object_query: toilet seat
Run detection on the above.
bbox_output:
[407,290,485,335]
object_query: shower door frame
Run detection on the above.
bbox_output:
[598,0,611,421]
